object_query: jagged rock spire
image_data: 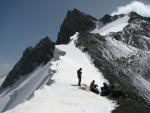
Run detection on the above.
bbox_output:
[56,8,97,44]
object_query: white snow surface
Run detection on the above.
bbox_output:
[4,33,116,113]
[0,63,51,113]
[92,16,129,35]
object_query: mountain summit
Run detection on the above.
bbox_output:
[56,8,97,44]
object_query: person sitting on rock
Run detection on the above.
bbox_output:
[90,80,99,94]
[101,82,111,96]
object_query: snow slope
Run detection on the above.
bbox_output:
[4,33,116,113]
[0,63,52,113]
[92,15,129,35]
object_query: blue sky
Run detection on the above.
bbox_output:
[0,0,150,75]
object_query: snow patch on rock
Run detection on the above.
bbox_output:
[92,16,129,35]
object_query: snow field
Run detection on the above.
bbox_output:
[92,15,129,35]
[4,33,116,113]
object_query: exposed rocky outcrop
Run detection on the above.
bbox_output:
[55,10,150,113]
[110,12,150,50]
[56,8,97,44]
[71,12,150,106]
[75,31,150,112]
[76,30,150,101]
[99,14,124,24]
[2,37,55,88]
[56,8,127,45]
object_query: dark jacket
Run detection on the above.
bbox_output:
[90,80,99,94]
[77,69,82,79]
[90,81,98,90]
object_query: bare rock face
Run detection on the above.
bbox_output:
[76,31,150,112]
[99,14,124,24]
[56,8,97,44]
[56,10,150,106]
[76,12,150,100]
[110,12,150,50]
[2,37,55,88]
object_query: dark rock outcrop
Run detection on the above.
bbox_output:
[99,14,124,24]
[2,37,55,88]
[56,8,97,44]
[100,83,125,98]
[110,12,150,50]
[76,30,150,102]
[76,31,150,112]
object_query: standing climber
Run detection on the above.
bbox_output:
[77,68,82,86]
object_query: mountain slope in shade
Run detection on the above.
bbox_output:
[0,37,55,112]
[2,37,55,88]
[0,62,52,112]
[56,8,97,44]
[75,12,150,112]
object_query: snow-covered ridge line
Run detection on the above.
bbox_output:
[4,33,116,113]
[0,63,52,113]
[92,15,129,35]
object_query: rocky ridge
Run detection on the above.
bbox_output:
[2,37,55,88]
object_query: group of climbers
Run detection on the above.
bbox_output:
[77,68,124,97]
[77,68,107,95]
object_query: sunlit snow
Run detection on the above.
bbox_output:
[92,16,129,35]
[4,33,116,113]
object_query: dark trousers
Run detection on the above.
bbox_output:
[90,88,99,94]
[78,77,81,86]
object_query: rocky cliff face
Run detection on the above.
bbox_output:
[2,37,55,88]
[110,12,150,50]
[56,9,150,105]
[56,8,97,44]
[99,14,124,24]
[74,12,150,106]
